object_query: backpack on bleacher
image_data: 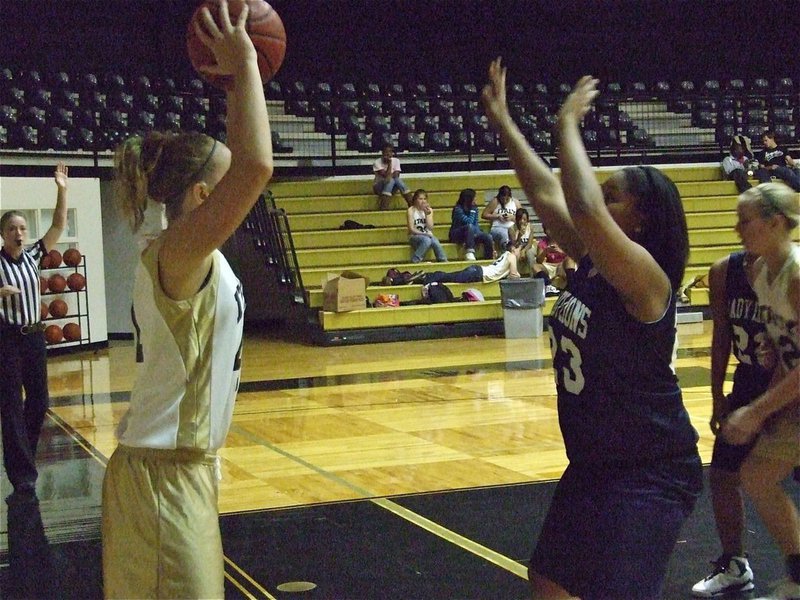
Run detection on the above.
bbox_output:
[422,282,455,304]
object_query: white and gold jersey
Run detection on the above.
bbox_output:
[118,238,245,452]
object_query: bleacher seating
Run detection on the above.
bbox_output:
[257,165,794,345]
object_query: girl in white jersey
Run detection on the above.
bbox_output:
[103,2,273,597]
[723,182,800,600]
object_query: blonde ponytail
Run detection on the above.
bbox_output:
[113,131,216,232]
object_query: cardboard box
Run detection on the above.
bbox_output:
[322,271,368,312]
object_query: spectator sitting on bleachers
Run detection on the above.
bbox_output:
[448,188,494,261]
[509,208,536,272]
[754,130,800,192]
[421,243,521,285]
[531,229,576,296]
[720,135,754,193]
[482,185,522,252]
[407,189,447,263]
[373,143,412,209]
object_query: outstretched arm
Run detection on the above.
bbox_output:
[160,0,273,298]
[557,77,670,322]
[42,162,68,253]
[707,257,732,435]
[482,58,583,259]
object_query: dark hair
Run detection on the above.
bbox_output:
[620,166,689,291]
[456,188,477,210]
[762,129,775,141]
[515,207,529,227]
[410,188,427,204]
[497,185,512,198]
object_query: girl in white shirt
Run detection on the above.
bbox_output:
[407,189,447,263]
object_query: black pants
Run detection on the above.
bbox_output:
[755,165,800,191]
[727,168,751,193]
[0,328,49,490]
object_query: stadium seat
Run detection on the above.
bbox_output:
[79,73,99,93]
[107,91,134,112]
[51,89,80,111]
[528,129,551,153]
[336,82,357,99]
[725,79,745,95]
[312,82,332,98]
[48,107,74,129]
[67,126,95,151]
[418,114,439,137]
[104,73,126,93]
[386,100,407,118]
[654,81,671,97]
[184,112,206,133]
[742,124,763,139]
[474,130,499,153]
[604,82,622,97]
[156,111,180,131]
[22,106,46,129]
[133,75,152,96]
[458,83,479,99]
[20,70,43,93]
[161,95,183,114]
[130,110,156,132]
[272,130,293,153]
[582,129,599,150]
[531,83,548,102]
[361,100,383,118]
[361,82,382,99]
[629,127,653,147]
[265,80,283,100]
[5,87,26,110]
[508,83,525,101]
[775,78,794,93]
[366,115,391,136]
[431,98,452,116]
[751,78,770,93]
[439,114,462,134]
[41,126,68,151]
[451,129,471,152]
[772,123,793,141]
[48,71,70,91]
[0,104,17,127]
[387,83,405,98]
[137,93,160,114]
[409,83,428,98]
[371,131,394,151]
[626,81,647,96]
[716,124,735,145]
[186,78,205,96]
[770,107,792,124]
[393,114,415,135]
[184,95,207,115]
[337,113,362,135]
[433,83,453,98]
[702,80,720,95]
[346,130,371,152]
[425,131,449,151]
[692,111,715,128]
[314,113,336,134]
[155,77,177,95]
[743,108,768,126]
[408,98,429,117]
[397,130,423,152]
[27,89,51,111]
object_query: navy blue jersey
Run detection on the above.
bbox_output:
[548,256,699,466]
[725,252,773,399]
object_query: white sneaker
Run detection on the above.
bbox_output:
[692,555,754,597]
[544,284,561,296]
[754,578,800,600]
[464,250,476,261]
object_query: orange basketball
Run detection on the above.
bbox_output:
[40,276,48,294]
[40,301,49,320]
[41,254,53,269]
[44,324,63,344]
[63,322,82,342]
[186,0,286,90]
[67,272,86,292]
[63,248,82,267]
[48,273,67,293]
[48,249,62,268]
[49,298,68,319]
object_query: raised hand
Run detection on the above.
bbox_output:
[193,0,256,80]
[481,57,510,131]
[558,76,600,124]
[54,161,68,190]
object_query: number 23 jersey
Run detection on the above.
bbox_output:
[548,256,698,466]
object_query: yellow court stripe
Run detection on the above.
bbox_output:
[224,555,278,600]
[372,497,529,580]
[46,411,109,466]
[229,424,529,581]
[223,572,260,599]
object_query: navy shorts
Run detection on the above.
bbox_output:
[710,389,760,472]
[529,454,702,600]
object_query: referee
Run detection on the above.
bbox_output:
[0,162,69,500]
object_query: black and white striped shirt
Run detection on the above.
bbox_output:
[0,240,46,327]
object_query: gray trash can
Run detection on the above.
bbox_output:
[499,278,545,338]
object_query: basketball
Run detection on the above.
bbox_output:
[48,249,63,268]
[63,322,82,342]
[44,324,63,344]
[49,298,69,319]
[41,254,53,269]
[67,272,86,292]
[48,273,67,293]
[63,248,82,267]
[40,276,48,294]
[186,0,286,90]
[40,301,49,320]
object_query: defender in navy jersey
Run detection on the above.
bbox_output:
[692,251,773,598]
[484,61,701,599]
[0,163,69,500]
